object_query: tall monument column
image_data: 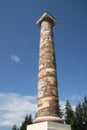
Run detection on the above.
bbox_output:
[27,12,71,130]
[33,12,63,124]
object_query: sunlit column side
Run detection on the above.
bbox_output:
[33,12,63,123]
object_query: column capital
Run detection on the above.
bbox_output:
[36,12,57,27]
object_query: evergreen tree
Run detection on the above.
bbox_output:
[12,125,18,130]
[65,100,74,124]
[64,96,87,130]
[65,100,75,130]
[20,115,32,130]
[75,103,84,130]
[82,96,87,130]
[12,96,87,130]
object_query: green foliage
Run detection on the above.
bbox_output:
[65,96,87,130]
[75,103,83,130]
[65,100,75,130]
[20,115,32,130]
[12,114,32,130]
[12,96,87,130]
[83,96,87,126]
[12,125,18,130]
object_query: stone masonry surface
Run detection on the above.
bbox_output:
[33,12,63,123]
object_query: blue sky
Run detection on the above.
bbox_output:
[0,0,87,130]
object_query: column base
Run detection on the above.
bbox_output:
[33,116,63,124]
[27,121,71,130]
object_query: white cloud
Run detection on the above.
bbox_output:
[59,100,76,120]
[11,55,20,63]
[60,101,66,111]
[0,93,36,127]
[0,93,83,128]
[71,95,82,101]
[60,95,83,113]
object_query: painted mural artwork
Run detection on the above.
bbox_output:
[33,12,63,124]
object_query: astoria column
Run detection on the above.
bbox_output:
[33,12,63,123]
